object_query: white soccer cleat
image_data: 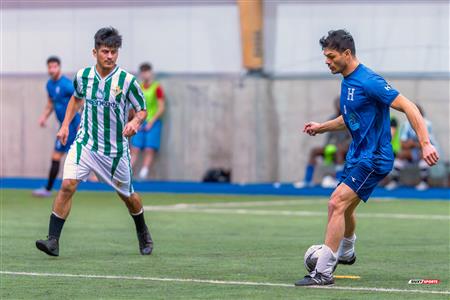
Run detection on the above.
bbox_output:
[321,176,337,188]
[293,181,310,189]
[385,181,398,190]
[32,187,52,198]
[415,181,429,191]
[138,167,149,180]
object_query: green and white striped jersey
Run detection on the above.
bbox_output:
[73,65,146,158]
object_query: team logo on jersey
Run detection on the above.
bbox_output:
[86,98,118,109]
[348,113,360,131]
[347,88,355,101]
[113,85,122,97]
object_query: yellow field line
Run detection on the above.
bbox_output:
[335,275,361,280]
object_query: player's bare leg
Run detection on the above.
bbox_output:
[325,184,359,251]
[343,199,359,237]
[118,191,143,214]
[296,183,359,286]
[36,179,79,256]
[118,192,153,255]
[138,149,155,179]
[337,197,360,265]
[53,179,79,218]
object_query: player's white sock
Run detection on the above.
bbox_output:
[312,244,337,277]
[139,167,149,179]
[338,234,356,260]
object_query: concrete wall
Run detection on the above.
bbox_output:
[2,5,242,74]
[3,1,449,74]
[264,1,449,75]
[1,75,448,182]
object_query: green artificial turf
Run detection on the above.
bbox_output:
[1,189,449,299]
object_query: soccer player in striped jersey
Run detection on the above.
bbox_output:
[36,27,153,257]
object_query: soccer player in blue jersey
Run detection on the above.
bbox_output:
[33,57,81,197]
[295,30,439,286]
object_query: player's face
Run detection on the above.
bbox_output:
[323,48,349,74]
[139,70,153,83]
[47,62,61,80]
[93,46,119,70]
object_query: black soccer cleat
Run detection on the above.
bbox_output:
[137,226,153,255]
[295,273,335,286]
[337,253,356,265]
[36,237,59,257]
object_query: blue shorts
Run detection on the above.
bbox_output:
[339,161,392,202]
[54,126,77,153]
[131,120,162,151]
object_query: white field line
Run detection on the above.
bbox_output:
[1,271,448,295]
[144,206,450,221]
[149,199,328,210]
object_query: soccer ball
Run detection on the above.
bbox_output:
[304,244,322,272]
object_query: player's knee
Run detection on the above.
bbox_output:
[328,193,347,214]
[130,192,142,204]
[60,180,77,195]
[51,153,62,161]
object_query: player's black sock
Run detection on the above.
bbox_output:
[391,166,401,183]
[45,160,60,191]
[131,209,147,233]
[48,212,65,240]
[419,168,429,183]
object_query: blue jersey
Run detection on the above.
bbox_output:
[340,64,399,171]
[46,75,81,129]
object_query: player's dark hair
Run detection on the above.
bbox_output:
[139,63,153,72]
[94,27,122,49]
[47,56,61,65]
[320,29,356,56]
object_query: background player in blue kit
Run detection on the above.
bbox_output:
[295,30,439,286]
[33,56,81,197]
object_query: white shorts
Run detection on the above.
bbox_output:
[63,142,134,197]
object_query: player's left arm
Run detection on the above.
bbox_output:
[123,78,148,137]
[391,94,439,166]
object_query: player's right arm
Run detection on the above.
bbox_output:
[38,97,54,127]
[303,115,346,136]
[57,95,84,145]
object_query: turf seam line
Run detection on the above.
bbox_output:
[1,271,449,295]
